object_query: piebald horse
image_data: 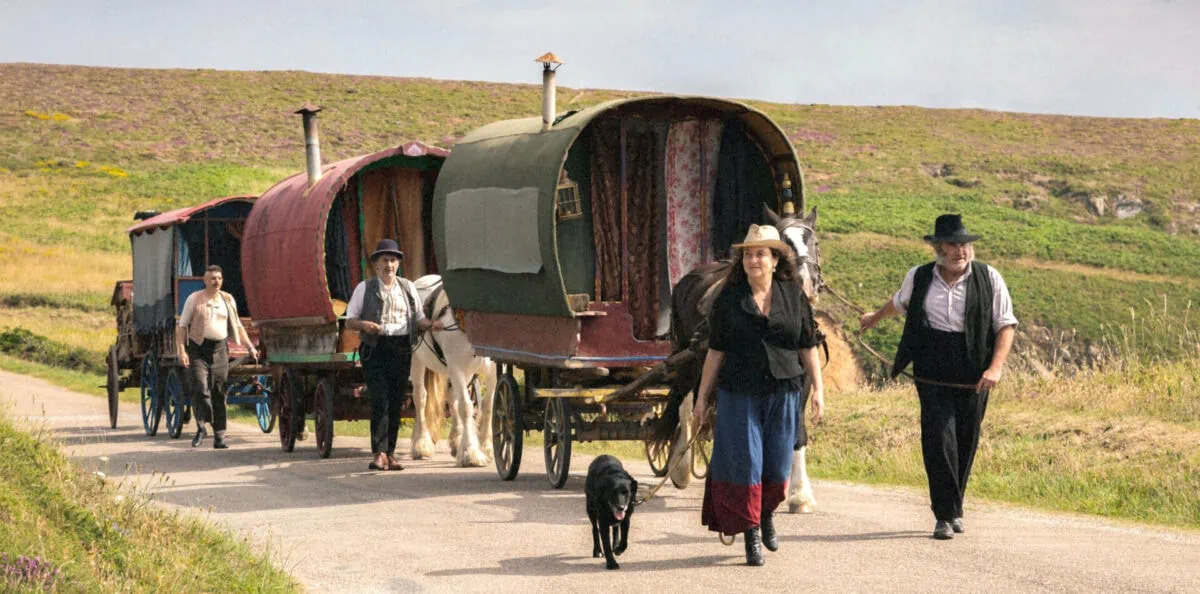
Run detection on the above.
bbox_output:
[657,204,822,513]
[409,275,498,467]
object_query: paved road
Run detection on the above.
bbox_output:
[2,369,1198,593]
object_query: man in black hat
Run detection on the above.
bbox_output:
[345,239,444,471]
[859,214,1017,540]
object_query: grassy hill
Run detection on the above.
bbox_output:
[1,62,1199,365]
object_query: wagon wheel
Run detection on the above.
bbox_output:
[491,373,522,481]
[139,354,162,436]
[644,437,671,478]
[313,375,335,459]
[106,345,120,429]
[164,367,187,439]
[255,375,276,434]
[543,397,572,489]
[277,369,299,453]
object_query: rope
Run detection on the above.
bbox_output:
[819,284,980,391]
[633,408,714,508]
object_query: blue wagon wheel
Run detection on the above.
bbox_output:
[255,375,276,434]
[491,372,522,481]
[543,396,572,489]
[139,355,162,436]
[164,367,187,439]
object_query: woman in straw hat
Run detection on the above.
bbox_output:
[691,224,826,566]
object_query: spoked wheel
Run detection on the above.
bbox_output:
[543,396,572,489]
[255,375,276,433]
[313,375,335,459]
[645,437,671,478]
[164,368,187,439]
[139,355,162,436]
[106,346,120,429]
[277,369,299,453]
[492,373,522,481]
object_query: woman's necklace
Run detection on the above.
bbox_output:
[753,286,772,316]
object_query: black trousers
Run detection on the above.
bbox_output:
[187,339,229,436]
[913,329,989,522]
[362,336,412,456]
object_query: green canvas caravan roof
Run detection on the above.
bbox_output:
[433,95,805,320]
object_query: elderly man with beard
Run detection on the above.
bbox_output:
[859,214,1017,540]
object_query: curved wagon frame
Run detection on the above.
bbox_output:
[106,195,273,438]
[434,96,806,486]
[242,141,466,458]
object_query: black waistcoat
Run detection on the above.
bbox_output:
[891,262,995,380]
[358,278,418,348]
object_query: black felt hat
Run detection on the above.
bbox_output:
[923,214,980,243]
[369,238,405,261]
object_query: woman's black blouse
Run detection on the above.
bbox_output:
[709,278,824,395]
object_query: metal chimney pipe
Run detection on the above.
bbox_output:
[294,103,323,187]
[542,66,556,131]
[534,53,562,131]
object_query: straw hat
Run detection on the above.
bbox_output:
[731,224,791,253]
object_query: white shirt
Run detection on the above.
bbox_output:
[892,263,1018,333]
[345,277,427,336]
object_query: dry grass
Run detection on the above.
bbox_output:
[0,235,129,296]
[0,307,114,354]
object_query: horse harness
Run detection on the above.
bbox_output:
[414,279,461,368]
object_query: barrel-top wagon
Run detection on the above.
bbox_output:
[106,195,273,438]
[241,135,452,458]
[432,93,807,487]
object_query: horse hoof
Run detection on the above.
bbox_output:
[412,436,436,460]
[458,447,488,468]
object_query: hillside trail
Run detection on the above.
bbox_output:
[2,369,1198,593]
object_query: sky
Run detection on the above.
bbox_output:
[2,0,1197,119]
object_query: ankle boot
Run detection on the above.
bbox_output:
[762,512,779,551]
[744,527,764,566]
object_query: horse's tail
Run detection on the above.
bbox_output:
[423,369,445,443]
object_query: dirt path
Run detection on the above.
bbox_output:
[2,369,1198,593]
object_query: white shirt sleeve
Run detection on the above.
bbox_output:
[405,279,427,324]
[178,292,198,327]
[892,266,920,312]
[989,266,1019,331]
[345,282,367,320]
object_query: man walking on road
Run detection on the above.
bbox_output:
[859,214,1017,540]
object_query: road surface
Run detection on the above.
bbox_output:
[2,369,1197,593]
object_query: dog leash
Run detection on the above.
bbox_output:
[633,407,715,509]
[819,284,980,391]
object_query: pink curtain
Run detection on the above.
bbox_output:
[665,120,723,287]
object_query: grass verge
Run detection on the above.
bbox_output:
[0,412,299,592]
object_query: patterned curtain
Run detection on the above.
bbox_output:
[626,123,664,340]
[590,120,622,301]
[665,119,723,287]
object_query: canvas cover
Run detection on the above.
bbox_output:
[444,186,542,273]
[131,227,175,334]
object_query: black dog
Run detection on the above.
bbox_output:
[585,455,638,570]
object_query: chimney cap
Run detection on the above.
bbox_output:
[294,102,322,115]
[534,52,562,65]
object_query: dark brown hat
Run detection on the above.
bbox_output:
[369,238,405,261]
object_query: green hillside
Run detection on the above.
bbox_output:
[1,62,1198,365]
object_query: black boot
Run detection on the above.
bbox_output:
[191,426,207,448]
[744,527,764,566]
[762,512,779,552]
[212,434,228,449]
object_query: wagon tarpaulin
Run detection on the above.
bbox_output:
[131,227,174,334]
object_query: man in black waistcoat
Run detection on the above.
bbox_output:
[859,214,1017,540]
